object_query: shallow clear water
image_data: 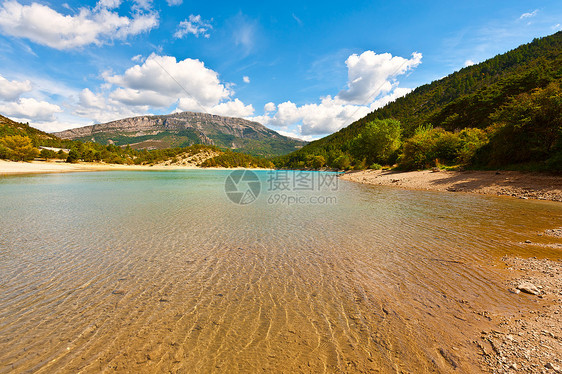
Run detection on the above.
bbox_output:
[0,170,561,373]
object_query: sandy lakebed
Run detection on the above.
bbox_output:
[342,169,562,373]
[1,163,561,372]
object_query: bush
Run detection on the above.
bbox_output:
[353,158,367,170]
[457,128,489,164]
[333,154,351,170]
[0,143,11,159]
[399,125,463,169]
[40,149,57,159]
[369,163,382,170]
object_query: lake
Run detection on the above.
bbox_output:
[1,170,561,373]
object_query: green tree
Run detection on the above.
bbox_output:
[0,135,39,161]
[351,119,402,165]
[305,155,326,169]
[66,149,80,163]
[481,82,562,166]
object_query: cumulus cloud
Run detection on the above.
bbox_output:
[75,88,149,123]
[166,0,183,6]
[464,59,475,67]
[0,75,32,101]
[0,1,158,50]
[105,54,231,108]
[207,99,254,117]
[0,97,62,122]
[243,76,250,83]
[174,15,212,39]
[252,50,421,137]
[336,51,422,104]
[266,97,373,135]
[74,54,255,122]
[519,10,538,20]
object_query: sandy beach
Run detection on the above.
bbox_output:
[0,160,263,175]
[341,169,562,202]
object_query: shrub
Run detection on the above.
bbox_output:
[399,125,463,169]
[369,163,382,170]
[456,128,488,164]
[333,154,351,170]
[40,149,57,159]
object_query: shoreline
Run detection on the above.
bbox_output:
[0,160,270,175]
[340,169,562,202]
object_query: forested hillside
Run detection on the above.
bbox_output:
[277,31,562,171]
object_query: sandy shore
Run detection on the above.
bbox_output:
[341,169,562,202]
[0,160,266,175]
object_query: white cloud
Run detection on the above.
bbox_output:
[207,99,254,118]
[519,10,538,20]
[0,97,62,122]
[243,76,250,83]
[166,0,183,6]
[256,96,371,136]
[105,54,230,108]
[336,51,422,104]
[251,50,421,137]
[76,88,149,124]
[132,0,153,11]
[174,15,211,39]
[553,24,562,31]
[73,53,255,123]
[0,75,32,101]
[464,59,475,67]
[0,1,158,50]
[131,54,143,62]
[95,0,122,10]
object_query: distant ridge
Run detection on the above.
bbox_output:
[55,111,306,157]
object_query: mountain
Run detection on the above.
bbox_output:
[54,111,306,157]
[280,31,562,167]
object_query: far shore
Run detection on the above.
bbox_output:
[340,169,562,202]
[0,160,269,175]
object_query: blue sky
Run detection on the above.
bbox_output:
[0,0,560,140]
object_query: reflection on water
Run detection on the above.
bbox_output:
[0,170,561,373]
